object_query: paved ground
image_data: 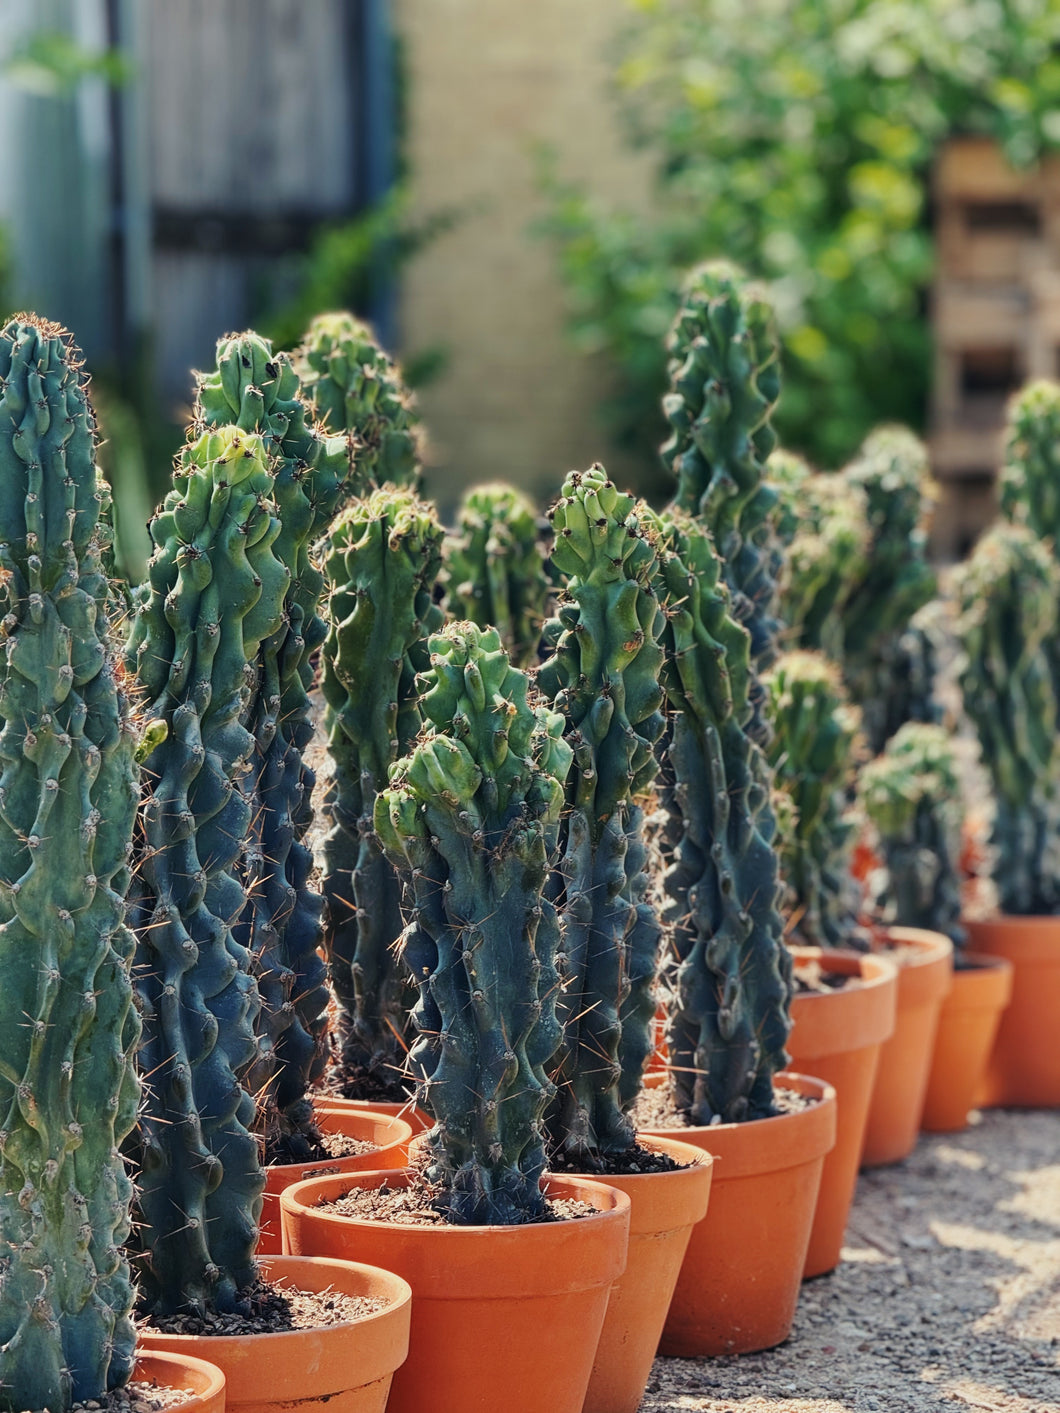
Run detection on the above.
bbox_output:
[641,1109,1060,1413]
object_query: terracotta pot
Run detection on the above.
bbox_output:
[966,915,1060,1107]
[921,952,1015,1130]
[138,1254,411,1413]
[134,1350,226,1413]
[281,1168,630,1413]
[861,928,953,1167]
[311,1094,433,1134]
[576,1135,714,1413]
[639,1071,836,1356]
[258,1110,412,1255]
[787,947,898,1277]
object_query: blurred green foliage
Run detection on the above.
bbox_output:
[2,30,130,97]
[541,0,1060,472]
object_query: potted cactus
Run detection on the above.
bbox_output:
[861,724,1013,1133]
[125,418,411,1413]
[954,519,1060,1109]
[0,315,222,1412]
[537,467,713,1413]
[281,622,630,1413]
[633,507,835,1355]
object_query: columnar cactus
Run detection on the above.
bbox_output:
[840,426,937,753]
[444,482,550,668]
[661,261,782,727]
[954,523,1060,917]
[127,426,289,1315]
[321,488,445,1098]
[647,508,791,1124]
[194,333,349,1159]
[295,310,421,495]
[859,722,965,945]
[764,651,864,949]
[538,467,665,1166]
[778,470,870,659]
[0,318,141,1412]
[375,623,572,1224]
[999,380,1060,541]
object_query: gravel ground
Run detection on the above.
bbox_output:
[642,1109,1060,1413]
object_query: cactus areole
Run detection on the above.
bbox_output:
[0,317,141,1411]
[375,623,572,1224]
[127,425,289,1316]
[538,466,665,1166]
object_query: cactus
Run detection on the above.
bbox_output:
[321,487,445,1098]
[777,468,870,658]
[127,425,289,1315]
[294,310,421,494]
[953,522,1060,917]
[537,467,665,1166]
[374,623,572,1224]
[764,651,865,949]
[445,482,550,668]
[859,722,965,945]
[193,333,349,1159]
[0,318,141,1412]
[999,380,1060,542]
[647,508,791,1124]
[840,426,937,753]
[661,261,782,732]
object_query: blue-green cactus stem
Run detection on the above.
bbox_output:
[661,262,782,729]
[1000,380,1060,542]
[127,425,289,1315]
[375,623,572,1224]
[840,426,937,753]
[537,466,665,1165]
[321,488,445,1098]
[954,523,1060,917]
[765,651,865,949]
[445,482,550,668]
[860,722,966,946]
[0,316,141,1412]
[646,507,791,1124]
[194,332,349,1157]
[294,310,421,494]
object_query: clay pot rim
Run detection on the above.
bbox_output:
[546,1133,714,1237]
[264,1110,413,1185]
[133,1350,226,1408]
[965,913,1060,963]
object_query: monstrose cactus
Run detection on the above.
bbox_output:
[445,481,550,668]
[999,379,1060,544]
[648,508,791,1124]
[538,467,665,1166]
[321,487,445,1098]
[127,426,289,1315]
[0,318,141,1412]
[954,522,1060,917]
[375,623,572,1224]
[295,310,421,494]
[859,722,965,946]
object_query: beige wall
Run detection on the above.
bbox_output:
[395,0,653,510]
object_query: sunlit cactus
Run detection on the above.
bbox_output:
[0,317,142,1412]
[777,467,870,658]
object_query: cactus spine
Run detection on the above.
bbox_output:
[0,319,140,1412]
[127,426,289,1315]
[538,467,665,1165]
[648,508,791,1124]
[295,311,421,495]
[321,488,445,1097]
[859,722,965,945]
[661,262,782,730]
[840,426,937,753]
[375,623,572,1224]
[954,523,1060,917]
[194,333,348,1158]
[445,482,550,668]
[765,651,863,949]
